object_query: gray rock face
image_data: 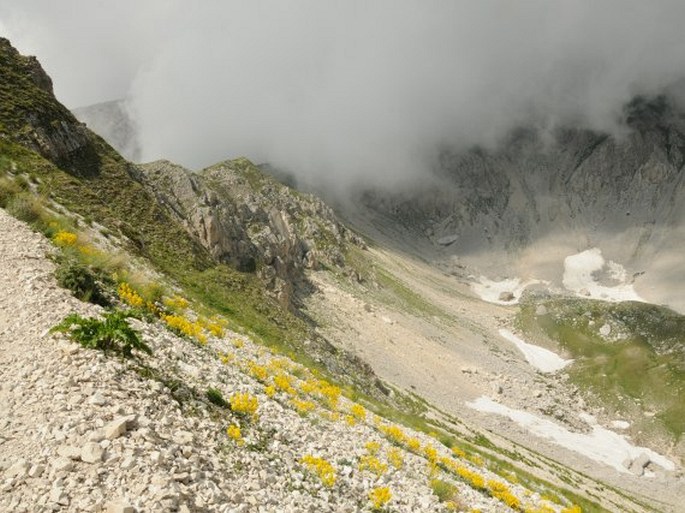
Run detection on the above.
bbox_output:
[137,158,363,307]
[351,96,685,311]
[0,38,97,173]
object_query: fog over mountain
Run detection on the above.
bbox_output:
[4,1,685,189]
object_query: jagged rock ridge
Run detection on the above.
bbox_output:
[0,38,96,173]
[137,158,363,307]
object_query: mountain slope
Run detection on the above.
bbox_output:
[0,37,378,395]
[3,37,683,512]
[137,158,363,308]
[349,98,685,312]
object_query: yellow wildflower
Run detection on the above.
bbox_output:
[369,486,391,510]
[118,282,144,308]
[301,455,336,487]
[387,447,404,469]
[273,373,295,395]
[350,403,366,422]
[358,455,387,476]
[291,398,316,415]
[163,295,189,311]
[53,230,77,246]
[365,441,381,455]
[226,424,243,445]
[230,392,259,419]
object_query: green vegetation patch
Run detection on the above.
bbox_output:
[517,296,685,440]
[52,310,151,358]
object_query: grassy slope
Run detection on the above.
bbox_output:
[518,297,685,442]
[0,35,312,360]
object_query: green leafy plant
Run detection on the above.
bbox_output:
[51,310,151,357]
[55,258,109,306]
[430,478,459,503]
[206,387,228,408]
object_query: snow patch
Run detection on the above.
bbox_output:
[471,277,540,305]
[498,329,572,373]
[563,248,643,302]
[466,397,676,474]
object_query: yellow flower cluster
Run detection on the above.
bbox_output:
[206,322,224,338]
[319,381,341,409]
[320,410,341,422]
[53,230,78,246]
[359,454,388,477]
[264,385,276,398]
[226,424,243,445]
[368,486,392,510]
[387,447,404,469]
[407,438,421,452]
[487,480,521,510]
[423,444,438,463]
[219,351,234,365]
[291,398,316,415]
[456,465,485,490]
[350,403,366,422]
[451,446,466,459]
[247,361,269,382]
[299,379,318,395]
[560,506,582,513]
[273,373,295,395]
[163,295,189,311]
[118,282,144,308]
[301,455,336,488]
[378,424,408,446]
[297,378,341,408]
[365,441,381,454]
[162,313,207,344]
[230,392,259,419]
[344,414,358,426]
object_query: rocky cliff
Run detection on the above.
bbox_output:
[137,158,363,308]
[350,96,685,311]
[0,38,97,174]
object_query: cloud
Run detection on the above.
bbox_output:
[4,1,685,189]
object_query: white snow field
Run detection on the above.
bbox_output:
[466,397,676,474]
[562,248,643,302]
[498,329,573,373]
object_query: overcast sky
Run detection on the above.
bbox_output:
[3,1,685,188]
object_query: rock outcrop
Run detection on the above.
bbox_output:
[137,158,363,307]
[0,38,96,173]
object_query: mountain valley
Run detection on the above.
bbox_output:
[2,36,684,513]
